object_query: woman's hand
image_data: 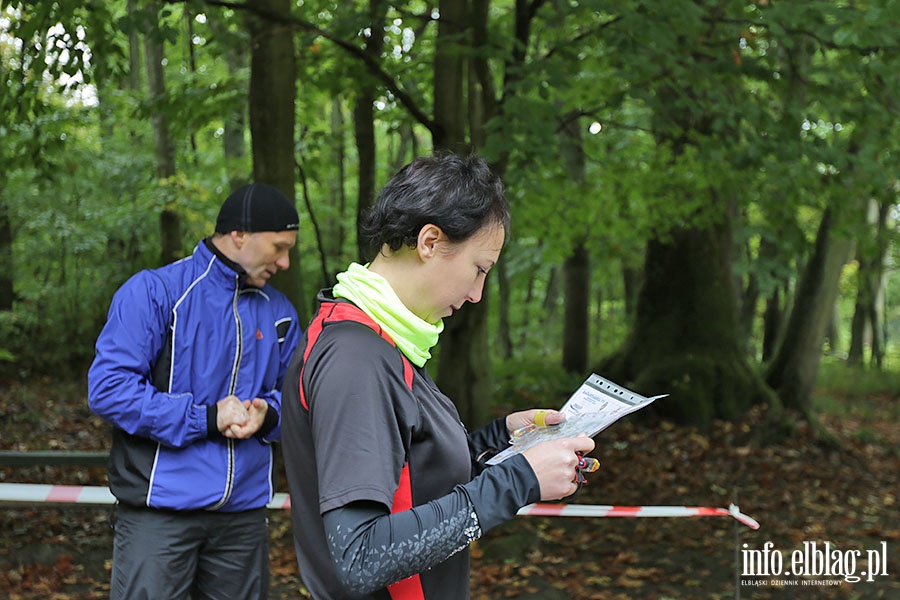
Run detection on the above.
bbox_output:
[521,435,596,501]
[505,409,565,435]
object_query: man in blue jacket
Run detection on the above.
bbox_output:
[88,182,302,599]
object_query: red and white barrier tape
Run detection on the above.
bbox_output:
[0,483,759,529]
[517,502,760,529]
[0,483,293,509]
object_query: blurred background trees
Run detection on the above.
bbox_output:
[1,0,898,430]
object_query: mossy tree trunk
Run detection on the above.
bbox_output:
[602,210,775,427]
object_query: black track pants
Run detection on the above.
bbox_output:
[111,504,269,600]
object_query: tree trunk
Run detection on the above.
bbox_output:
[431,0,467,153]
[389,123,416,174]
[558,110,590,374]
[353,0,387,263]
[0,203,12,310]
[83,4,118,137]
[824,303,841,354]
[144,1,181,265]
[247,0,307,321]
[127,0,142,92]
[848,199,889,368]
[562,243,590,374]
[761,286,783,363]
[496,258,513,360]
[433,0,494,428]
[739,248,760,355]
[601,212,773,427]
[329,97,347,260]
[353,132,373,269]
[598,39,776,426]
[622,266,640,324]
[847,250,867,364]
[540,266,560,332]
[594,286,604,350]
[745,236,781,362]
[109,0,143,270]
[206,8,248,190]
[765,207,855,415]
[184,7,200,167]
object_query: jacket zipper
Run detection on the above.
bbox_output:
[210,280,242,510]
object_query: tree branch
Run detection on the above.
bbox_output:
[542,16,622,61]
[181,0,436,135]
[707,16,900,55]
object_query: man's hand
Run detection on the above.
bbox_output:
[225,398,268,439]
[216,395,250,434]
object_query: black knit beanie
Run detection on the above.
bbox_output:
[215,183,300,233]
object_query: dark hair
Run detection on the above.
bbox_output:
[360,152,509,259]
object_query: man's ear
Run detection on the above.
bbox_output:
[416,224,444,260]
[230,231,247,249]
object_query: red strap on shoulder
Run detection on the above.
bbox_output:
[296,302,334,411]
[297,301,414,405]
[325,305,413,392]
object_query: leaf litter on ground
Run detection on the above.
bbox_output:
[1,377,898,599]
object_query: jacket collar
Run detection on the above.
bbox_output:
[200,237,251,288]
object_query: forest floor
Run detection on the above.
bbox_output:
[1,372,899,599]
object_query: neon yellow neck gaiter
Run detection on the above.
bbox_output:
[332,262,443,367]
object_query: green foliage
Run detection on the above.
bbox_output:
[814,358,900,446]
[491,351,587,414]
[2,113,148,376]
[817,356,900,399]
[1,113,233,377]
[0,2,254,376]
[2,0,900,399]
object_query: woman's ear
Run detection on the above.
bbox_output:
[416,224,444,260]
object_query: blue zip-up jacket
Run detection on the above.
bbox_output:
[88,239,301,512]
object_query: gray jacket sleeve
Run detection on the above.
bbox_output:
[323,454,539,597]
